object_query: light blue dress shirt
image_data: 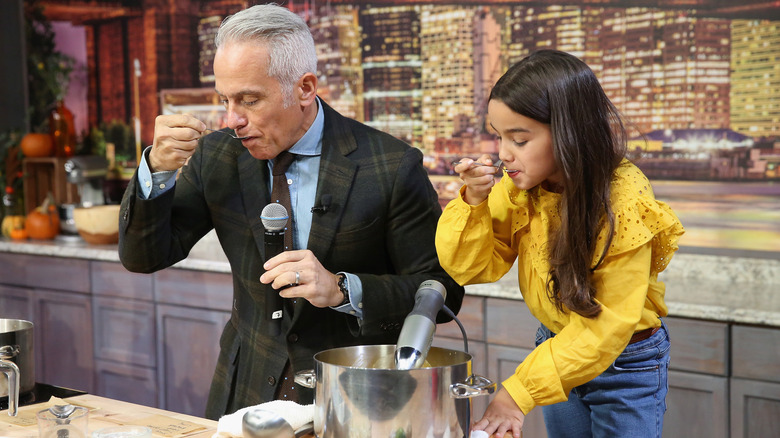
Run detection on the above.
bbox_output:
[137,98,364,318]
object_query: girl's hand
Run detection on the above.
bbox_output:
[472,388,524,438]
[451,154,501,205]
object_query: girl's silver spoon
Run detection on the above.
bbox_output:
[450,159,503,172]
[203,128,250,140]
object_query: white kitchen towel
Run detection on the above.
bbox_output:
[469,431,490,438]
[211,400,315,438]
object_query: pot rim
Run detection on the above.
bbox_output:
[312,344,472,369]
[0,319,34,334]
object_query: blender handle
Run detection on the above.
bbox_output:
[449,374,496,399]
[0,359,20,416]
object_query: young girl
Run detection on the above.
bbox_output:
[436,50,684,438]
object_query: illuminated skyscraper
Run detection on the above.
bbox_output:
[309,4,363,121]
[360,5,422,146]
[473,7,502,132]
[420,6,479,152]
[731,19,780,138]
[599,9,729,134]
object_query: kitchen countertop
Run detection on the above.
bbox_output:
[0,394,219,438]
[1,234,778,327]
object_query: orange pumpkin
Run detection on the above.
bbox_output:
[26,201,60,240]
[9,227,28,240]
[20,133,54,158]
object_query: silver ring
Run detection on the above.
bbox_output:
[294,271,300,286]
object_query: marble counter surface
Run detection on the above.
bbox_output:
[1,233,778,327]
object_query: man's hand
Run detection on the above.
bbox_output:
[472,388,524,438]
[259,249,345,308]
[149,114,207,172]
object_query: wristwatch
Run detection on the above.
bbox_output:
[337,273,350,306]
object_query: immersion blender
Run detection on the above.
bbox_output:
[394,279,447,370]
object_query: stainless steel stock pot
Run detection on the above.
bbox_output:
[296,344,495,438]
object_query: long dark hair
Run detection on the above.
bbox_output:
[489,50,627,318]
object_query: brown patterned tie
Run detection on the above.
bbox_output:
[270,151,299,402]
[271,151,295,251]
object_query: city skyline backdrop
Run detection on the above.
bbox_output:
[175,1,780,182]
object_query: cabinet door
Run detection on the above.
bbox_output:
[663,370,728,438]
[156,304,230,416]
[730,378,780,438]
[35,289,94,393]
[486,344,548,438]
[95,359,158,408]
[0,285,33,321]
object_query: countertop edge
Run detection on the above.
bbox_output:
[1,239,778,327]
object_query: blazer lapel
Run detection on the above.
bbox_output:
[305,102,358,262]
[237,149,271,255]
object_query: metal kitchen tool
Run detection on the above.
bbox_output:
[37,404,88,438]
[242,409,313,438]
[394,279,447,370]
[64,155,108,206]
[1,319,34,417]
[203,128,249,140]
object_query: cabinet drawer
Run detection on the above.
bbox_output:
[437,295,484,342]
[154,268,232,311]
[92,261,154,301]
[93,296,156,366]
[732,325,780,383]
[665,317,729,376]
[95,359,158,408]
[485,298,539,349]
[0,253,89,293]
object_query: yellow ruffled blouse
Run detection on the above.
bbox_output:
[435,159,684,414]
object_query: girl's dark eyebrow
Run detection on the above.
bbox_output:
[489,121,530,134]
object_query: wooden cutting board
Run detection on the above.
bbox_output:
[0,394,217,438]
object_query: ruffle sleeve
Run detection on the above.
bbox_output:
[593,163,685,275]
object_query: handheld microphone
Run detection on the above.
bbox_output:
[394,279,447,370]
[311,194,332,213]
[260,203,289,336]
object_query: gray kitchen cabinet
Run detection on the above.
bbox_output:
[154,268,232,416]
[729,325,780,438]
[730,378,780,438]
[34,288,95,393]
[0,253,95,394]
[91,262,157,405]
[156,304,229,416]
[484,297,550,438]
[0,284,34,321]
[95,359,158,408]
[665,370,729,438]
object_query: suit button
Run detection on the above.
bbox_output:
[267,376,276,386]
[288,333,299,343]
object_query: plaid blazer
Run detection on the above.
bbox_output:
[118,101,464,419]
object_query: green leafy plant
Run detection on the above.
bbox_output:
[25,1,76,133]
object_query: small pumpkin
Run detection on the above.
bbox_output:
[25,194,60,240]
[20,132,54,158]
[1,215,26,237]
[9,227,28,240]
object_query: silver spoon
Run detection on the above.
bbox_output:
[450,159,503,172]
[203,128,249,141]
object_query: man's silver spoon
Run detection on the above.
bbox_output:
[203,128,249,141]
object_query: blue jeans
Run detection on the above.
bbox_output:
[535,321,670,438]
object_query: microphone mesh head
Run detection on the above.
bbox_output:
[261,203,289,232]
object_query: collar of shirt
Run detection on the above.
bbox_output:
[269,97,324,250]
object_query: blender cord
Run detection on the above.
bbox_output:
[441,304,468,354]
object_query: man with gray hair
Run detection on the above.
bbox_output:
[118,3,464,419]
